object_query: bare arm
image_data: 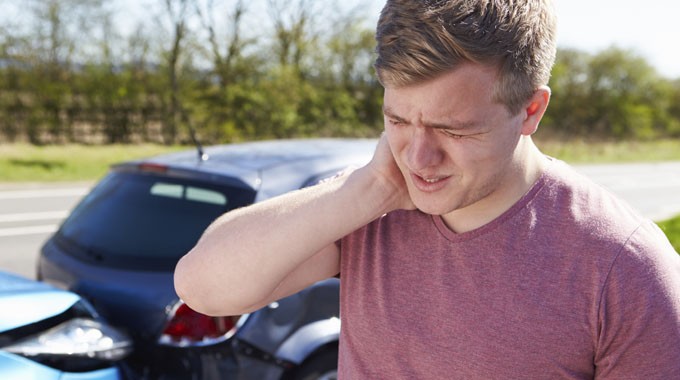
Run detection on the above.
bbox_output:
[174,136,412,316]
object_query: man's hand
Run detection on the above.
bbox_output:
[362,133,415,213]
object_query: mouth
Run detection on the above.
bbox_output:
[411,173,451,191]
[423,177,445,183]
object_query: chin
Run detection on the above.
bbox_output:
[408,189,471,216]
[412,199,457,216]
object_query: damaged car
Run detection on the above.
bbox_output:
[38,139,375,379]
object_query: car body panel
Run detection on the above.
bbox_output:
[255,139,376,201]
[40,239,176,342]
[0,271,80,332]
[0,352,120,380]
[235,278,340,360]
[276,317,341,364]
[37,138,376,379]
[124,138,376,194]
[0,270,126,380]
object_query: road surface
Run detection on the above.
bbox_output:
[0,182,91,279]
[1,161,680,279]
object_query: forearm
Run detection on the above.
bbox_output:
[174,167,397,316]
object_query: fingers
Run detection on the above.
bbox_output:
[368,133,416,211]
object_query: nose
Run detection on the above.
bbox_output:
[407,126,443,171]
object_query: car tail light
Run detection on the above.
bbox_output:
[159,302,242,347]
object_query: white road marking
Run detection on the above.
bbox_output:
[0,188,89,200]
[0,211,69,223]
[0,225,59,237]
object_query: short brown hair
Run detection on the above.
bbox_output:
[375,0,557,114]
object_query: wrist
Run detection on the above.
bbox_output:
[344,165,405,219]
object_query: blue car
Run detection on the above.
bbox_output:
[0,270,132,380]
[37,139,375,379]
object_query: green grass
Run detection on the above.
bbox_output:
[0,143,184,182]
[2,138,680,182]
[657,215,680,253]
[535,138,680,164]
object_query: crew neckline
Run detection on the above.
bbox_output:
[431,157,555,242]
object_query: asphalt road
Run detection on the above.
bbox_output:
[1,161,680,280]
[0,182,91,279]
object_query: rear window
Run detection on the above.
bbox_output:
[56,171,256,270]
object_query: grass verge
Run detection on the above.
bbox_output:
[0,144,184,182]
[1,138,680,182]
[657,215,680,253]
[535,137,680,164]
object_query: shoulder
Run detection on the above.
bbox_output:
[536,159,647,242]
[595,220,680,377]
[522,159,677,276]
[609,220,680,282]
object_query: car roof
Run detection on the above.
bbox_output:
[116,138,377,195]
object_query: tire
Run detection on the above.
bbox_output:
[286,346,339,380]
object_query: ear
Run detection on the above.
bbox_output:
[520,86,551,136]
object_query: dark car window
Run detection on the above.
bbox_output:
[56,171,256,270]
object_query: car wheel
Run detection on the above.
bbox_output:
[286,346,338,380]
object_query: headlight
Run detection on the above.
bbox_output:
[3,318,132,371]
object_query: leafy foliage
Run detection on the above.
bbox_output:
[543,47,680,140]
[1,0,385,144]
[1,1,680,145]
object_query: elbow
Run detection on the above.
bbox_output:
[174,254,222,316]
[173,253,260,317]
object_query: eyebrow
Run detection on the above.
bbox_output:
[382,106,478,131]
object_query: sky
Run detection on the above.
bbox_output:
[552,0,680,79]
[110,0,680,79]
[363,0,680,79]
[4,0,678,79]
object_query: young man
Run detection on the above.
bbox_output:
[175,0,680,378]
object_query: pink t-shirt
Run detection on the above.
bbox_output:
[338,159,680,379]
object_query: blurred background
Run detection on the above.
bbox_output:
[0,0,678,145]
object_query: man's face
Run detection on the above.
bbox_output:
[383,63,528,224]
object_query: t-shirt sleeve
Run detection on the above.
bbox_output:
[595,221,680,378]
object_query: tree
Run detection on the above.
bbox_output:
[25,0,106,143]
[155,0,193,144]
[267,0,320,76]
[192,0,263,141]
[587,47,666,139]
[545,47,675,140]
[543,48,591,137]
[322,17,383,132]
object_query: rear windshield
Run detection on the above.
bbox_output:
[56,171,256,270]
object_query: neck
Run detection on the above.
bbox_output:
[442,136,547,233]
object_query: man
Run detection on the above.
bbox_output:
[175,0,680,378]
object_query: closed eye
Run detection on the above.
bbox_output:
[439,129,466,139]
[387,118,406,127]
